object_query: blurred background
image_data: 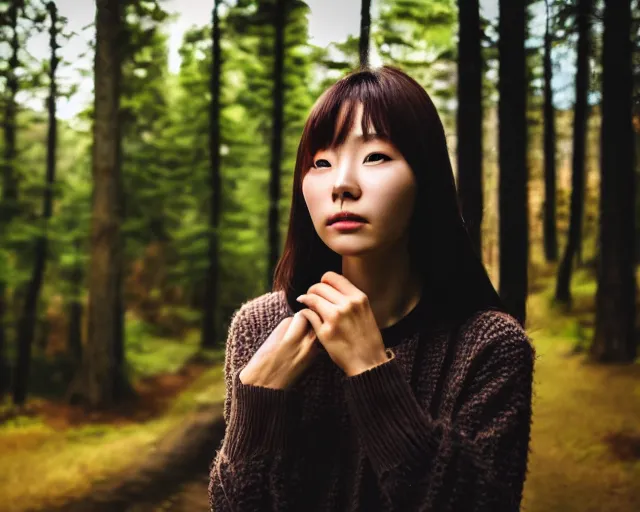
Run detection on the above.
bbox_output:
[0,0,638,510]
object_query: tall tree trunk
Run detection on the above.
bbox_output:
[13,2,59,406]
[202,0,222,349]
[65,0,128,407]
[637,124,640,262]
[359,0,371,68]
[112,247,128,399]
[592,0,636,362]
[498,0,528,326]
[633,1,640,261]
[0,0,21,400]
[456,0,483,256]
[67,242,83,365]
[556,0,592,303]
[112,9,132,402]
[268,0,286,291]
[542,0,558,262]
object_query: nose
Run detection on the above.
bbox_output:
[332,162,361,203]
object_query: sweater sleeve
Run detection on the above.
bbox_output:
[343,314,536,512]
[208,305,301,512]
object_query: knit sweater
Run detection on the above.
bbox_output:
[208,289,536,511]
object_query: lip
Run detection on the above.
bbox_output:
[326,211,368,226]
[330,220,366,231]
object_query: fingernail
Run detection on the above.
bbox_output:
[296,295,304,302]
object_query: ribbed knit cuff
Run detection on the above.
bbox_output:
[222,371,300,461]
[343,357,440,472]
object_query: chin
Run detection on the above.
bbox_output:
[317,228,380,256]
[326,241,377,257]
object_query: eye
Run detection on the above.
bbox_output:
[364,153,391,164]
[313,159,331,168]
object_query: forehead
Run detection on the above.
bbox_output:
[337,103,372,135]
[328,102,383,148]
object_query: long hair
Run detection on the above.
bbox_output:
[273,65,505,327]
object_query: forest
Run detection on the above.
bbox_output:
[0,0,639,510]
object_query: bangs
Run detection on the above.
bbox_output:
[303,74,394,161]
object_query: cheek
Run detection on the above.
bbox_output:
[371,173,416,224]
[302,176,322,224]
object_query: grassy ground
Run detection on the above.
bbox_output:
[0,323,227,512]
[1,269,639,511]
[522,267,640,512]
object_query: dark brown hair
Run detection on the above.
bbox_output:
[273,65,504,326]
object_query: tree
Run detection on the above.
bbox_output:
[360,0,371,68]
[556,0,593,304]
[0,0,20,223]
[0,0,21,399]
[592,0,636,362]
[375,0,458,115]
[13,0,60,406]
[268,0,286,290]
[201,0,223,349]
[631,0,640,259]
[119,0,172,249]
[171,0,313,336]
[456,0,483,256]
[542,0,558,262]
[498,0,528,326]
[66,0,128,407]
[222,0,314,295]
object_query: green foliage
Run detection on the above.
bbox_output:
[120,0,173,254]
[374,0,458,117]
[124,316,199,377]
[163,0,315,322]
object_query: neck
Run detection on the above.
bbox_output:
[341,241,423,330]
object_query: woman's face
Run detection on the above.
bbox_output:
[302,103,417,258]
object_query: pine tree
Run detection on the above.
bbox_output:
[592,0,636,362]
[498,0,528,325]
[66,0,128,407]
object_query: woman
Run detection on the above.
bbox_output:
[208,66,536,512]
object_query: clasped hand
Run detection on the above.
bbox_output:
[296,271,390,377]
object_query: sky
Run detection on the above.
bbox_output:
[24,0,369,119]
[20,0,567,121]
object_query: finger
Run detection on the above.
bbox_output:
[297,292,334,322]
[321,271,363,297]
[297,308,323,338]
[298,311,317,336]
[285,311,310,338]
[277,316,295,337]
[301,326,318,352]
[290,311,320,357]
[306,282,345,306]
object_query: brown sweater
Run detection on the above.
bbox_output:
[208,290,536,511]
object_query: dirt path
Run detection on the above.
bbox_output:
[29,407,225,512]
[522,329,640,512]
[125,476,211,512]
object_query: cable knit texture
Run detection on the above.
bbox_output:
[208,290,537,511]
